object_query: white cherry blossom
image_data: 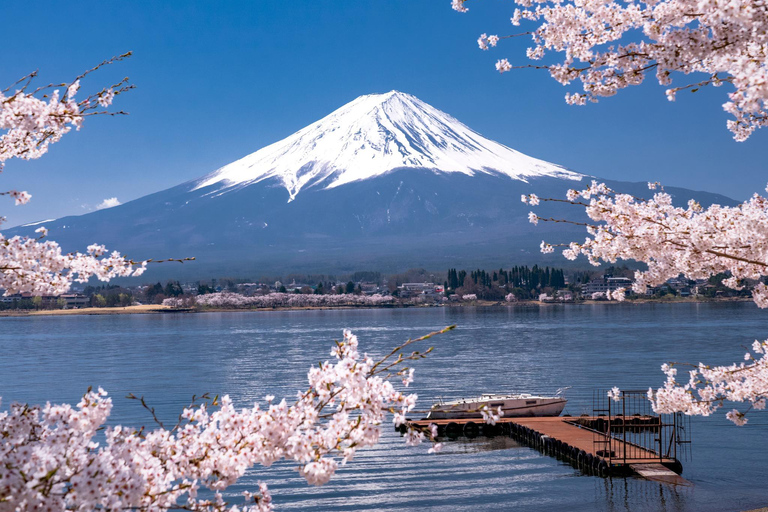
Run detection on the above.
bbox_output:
[454,0,768,140]
[0,54,154,296]
[164,292,396,309]
[0,328,454,511]
[527,181,768,424]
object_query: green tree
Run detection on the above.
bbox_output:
[145,282,164,303]
[197,283,215,295]
[164,281,183,297]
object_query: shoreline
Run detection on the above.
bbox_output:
[0,296,753,318]
[0,304,177,317]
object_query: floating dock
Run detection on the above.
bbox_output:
[403,414,690,485]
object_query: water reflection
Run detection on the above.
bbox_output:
[444,435,522,453]
[595,477,692,512]
[411,433,523,453]
[1,304,767,511]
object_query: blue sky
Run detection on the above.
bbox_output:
[1,0,765,226]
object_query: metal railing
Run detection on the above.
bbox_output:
[590,389,690,466]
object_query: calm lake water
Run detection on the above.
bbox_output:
[1,303,767,511]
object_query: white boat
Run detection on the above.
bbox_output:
[426,391,567,420]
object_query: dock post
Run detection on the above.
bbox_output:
[607,392,613,466]
[622,391,627,466]
[672,413,677,462]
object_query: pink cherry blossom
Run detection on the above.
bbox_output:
[164,292,396,309]
[0,328,454,510]
[0,54,154,296]
[527,181,768,424]
[454,0,768,140]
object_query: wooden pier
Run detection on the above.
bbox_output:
[403,415,690,485]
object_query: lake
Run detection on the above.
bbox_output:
[1,303,766,511]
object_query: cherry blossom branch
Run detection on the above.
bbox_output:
[454,0,768,140]
[1,72,38,95]
[0,328,455,511]
[1,54,134,169]
[370,326,453,373]
[0,54,194,297]
[526,180,768,424]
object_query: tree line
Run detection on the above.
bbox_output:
[446,265,567,300]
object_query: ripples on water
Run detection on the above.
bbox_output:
[1,304,766,511]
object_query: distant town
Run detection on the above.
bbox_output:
[0,265,757,313]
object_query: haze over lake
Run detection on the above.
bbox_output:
[2,302,766,511]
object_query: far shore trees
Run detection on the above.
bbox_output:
[447,265,566,300]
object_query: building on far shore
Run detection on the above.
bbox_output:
[581,277,633,297]
[59,294,89,308]
[398,282,443,299]
[0,292,88,309]
[359,282,381,295]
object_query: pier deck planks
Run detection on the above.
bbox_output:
[406,416,689,483]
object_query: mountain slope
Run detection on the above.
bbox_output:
[6,92,738,279]
[192,91,582,201]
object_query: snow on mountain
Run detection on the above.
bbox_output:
[193,91,583,201]
[4,91,739,279]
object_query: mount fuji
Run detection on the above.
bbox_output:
[8,91,736,278]
[192,91,581,201]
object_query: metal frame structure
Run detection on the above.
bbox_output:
[592,389,691,467]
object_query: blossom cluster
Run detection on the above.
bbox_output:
[0,55,147,296]
[163,292,396,309]
[525,181,768,306]
[0,82,82,169]
[453,0,768,140]
[480,405,504,425]
[0,236,147,296]
[526,181,768,424]
[652,341,768,425]
[0,330,438,511]
[0,190,31,206]
[1,53,130,170]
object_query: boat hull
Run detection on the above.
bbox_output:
[427,397,566,420]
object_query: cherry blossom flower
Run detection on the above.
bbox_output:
[0,328,455,510]
[495,59,512,73]
[454,0,768,139]
[480,405,504,425]
[527,181,768,424]
[164,292,397,309]
[5,190,30,205]
[428,442,444,454]
[477,34,499,50]
[0,54,148,296]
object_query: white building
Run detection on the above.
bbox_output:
[60,294,89,308]
[581,277,633,297]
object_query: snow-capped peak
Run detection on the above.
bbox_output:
[193,91,583,200]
